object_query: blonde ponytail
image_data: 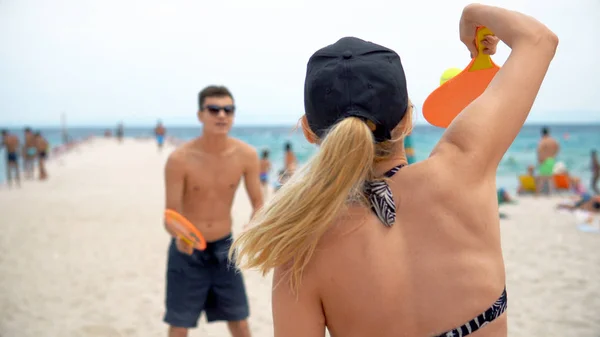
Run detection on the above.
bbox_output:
[230,117,375,292]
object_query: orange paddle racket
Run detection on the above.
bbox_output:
[164,209,207,251]
[423,26,501,128]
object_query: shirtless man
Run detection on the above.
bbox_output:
[35,132,49,180]
[591,149,599,194]
[537,126,559,194]
[155,120,167,151]
[283,142,297,172]
[116,122,124,143]
[1,130,21,187]
[163,85,263,337]
[22,127,37,179]
[259,150,271,197]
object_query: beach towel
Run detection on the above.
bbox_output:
[574,210,600,234]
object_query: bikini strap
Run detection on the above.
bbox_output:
[434,288,507,337]
[364,164,405,227]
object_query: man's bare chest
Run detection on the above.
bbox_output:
[184,156,244,193]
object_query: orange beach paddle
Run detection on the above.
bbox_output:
[423,26,501,128]
[164,209,207,251]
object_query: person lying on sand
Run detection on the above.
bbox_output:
[497,188,515,204]
[557,194,599,212]
[231,5,558,337]
[576,196,600,214]
[162,85,263,337]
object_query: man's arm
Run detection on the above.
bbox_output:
[272,267,326,337]
[164,151,186,236]
[243,146,264,219]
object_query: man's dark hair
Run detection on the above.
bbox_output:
[24,127,32,132]
[34,131,41,137]
[1,129,7,135]
[541,127,549,136]
[198,85,234,110]
[285,142,292,151]
[261,150,269,159]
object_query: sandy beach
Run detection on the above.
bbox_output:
[0,138,599,337]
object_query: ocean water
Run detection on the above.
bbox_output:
[1,124,599,193]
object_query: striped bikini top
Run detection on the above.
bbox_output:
[363,164,405,227]
[363,164,508,336]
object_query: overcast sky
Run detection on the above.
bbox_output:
[1,0,598,126]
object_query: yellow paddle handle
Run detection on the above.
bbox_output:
[470,26,495,71]
[178,235,193,247]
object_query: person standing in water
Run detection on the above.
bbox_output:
[163,85,263,337]
[283,142,297,172]
[155,120,167,151]
[22,127,37,179]
[35,131,49,180]
[231,4,558,337]
[259,149,272,197]
[116,122,124,143]
[537,126,559,193]
[591,149,599,194]
[1,130,21,188]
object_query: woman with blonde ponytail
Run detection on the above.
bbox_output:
[231,4,558,336]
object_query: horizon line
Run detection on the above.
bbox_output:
[2,121,600,129]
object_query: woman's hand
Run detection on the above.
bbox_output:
[459,5,501,59]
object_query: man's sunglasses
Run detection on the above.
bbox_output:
[204,104,235,116]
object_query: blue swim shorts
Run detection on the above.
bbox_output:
[163,234,249,328]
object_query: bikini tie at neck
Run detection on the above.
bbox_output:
[363,164,404,227]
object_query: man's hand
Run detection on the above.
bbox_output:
[175,237,194,255]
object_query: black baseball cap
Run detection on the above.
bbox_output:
[304,36,408,143]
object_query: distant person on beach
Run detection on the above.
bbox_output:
[537,126,559,193]
[116,122,124,143]
[259,149,271,196]
[1,130,21,187]
[557,194,599,213]
[22,127,37,179]
[35,132,49,180]
[274,169,291,192]
[163,85,263,337]
[104,129,112,137]
[154,120,167,151]
[231,5,558,337]
[61,129,69,146]
[283,142,296,172]
[591,149,599,194]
